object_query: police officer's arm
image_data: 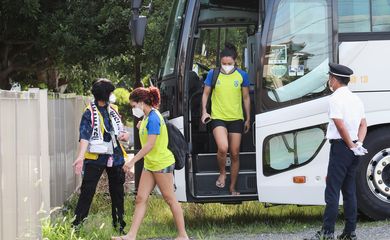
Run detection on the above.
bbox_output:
[333,119,357,148]
[358,118,367,143]
[242,87,251,133]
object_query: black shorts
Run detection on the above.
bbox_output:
[211,119,243,133]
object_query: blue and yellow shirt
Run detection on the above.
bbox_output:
[139,109,175,171]
[204,68,250,121]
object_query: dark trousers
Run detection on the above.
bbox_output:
[73,163,126,228]
[323,141,359,234]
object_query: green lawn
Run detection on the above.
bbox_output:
[42,193,384,240]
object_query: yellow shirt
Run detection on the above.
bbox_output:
[139,109,175,171]
[205,68,250,121]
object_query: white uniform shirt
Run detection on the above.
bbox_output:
[326,86,365,140]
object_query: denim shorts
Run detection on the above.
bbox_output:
[143,163,175,173]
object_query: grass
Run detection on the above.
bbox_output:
[42,193,387,240]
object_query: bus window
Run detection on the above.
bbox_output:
[372,0,390,32]
[338,0,390,33]
[262,0,332,104]
[193,27,248,78]
[338,0,370,32]
[159,0,186,78]
[263,125,327,176]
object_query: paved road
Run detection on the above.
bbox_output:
[213,224,390,240]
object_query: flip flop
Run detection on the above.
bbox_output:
[215,179,225,188]
[231,191,240,196]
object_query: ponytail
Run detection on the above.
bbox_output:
[129,86,161,108]
[148,86,160,108]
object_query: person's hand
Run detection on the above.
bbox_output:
[117,131,130,141]
[350,144,366,156]
[123,160,135,173]
[72,157,84,175]
[201,112,211,124]
[244,119,250,133]
[136,121,141,129]
[356,141,368,154]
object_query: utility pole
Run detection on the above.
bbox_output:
[130,0,146,193]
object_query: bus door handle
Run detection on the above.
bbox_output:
[252,122,256,146]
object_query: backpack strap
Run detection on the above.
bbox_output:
[211,67,220,89]
[206,67,220,112]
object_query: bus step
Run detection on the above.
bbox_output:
[194,152,256,172]
[193,171,257,197]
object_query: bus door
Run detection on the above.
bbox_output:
[255,0,337,205]
[186,1,260,201]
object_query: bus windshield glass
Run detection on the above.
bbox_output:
[159,0,186,78]
[262,0,332,103]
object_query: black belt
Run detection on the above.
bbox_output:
[329,139,357,144]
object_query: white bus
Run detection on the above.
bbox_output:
[132,0,390,220]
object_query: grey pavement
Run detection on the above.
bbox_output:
[212,224,390,240]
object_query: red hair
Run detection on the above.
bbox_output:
[129,86,160,108]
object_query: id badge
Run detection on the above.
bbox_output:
[107,156,113,167]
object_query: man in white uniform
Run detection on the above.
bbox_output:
[306,63,367,240]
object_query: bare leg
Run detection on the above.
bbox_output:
[112,170,155,240]
[213,126,229,187]
[154,172,189,240]
[228,133,242,194]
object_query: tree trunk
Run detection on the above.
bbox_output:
[0,67,12,90]
[0,44,11,90]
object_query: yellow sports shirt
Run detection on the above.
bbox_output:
[139,109,175,171]
[204,68,250,121]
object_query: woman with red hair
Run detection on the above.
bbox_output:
[112,87,189,240]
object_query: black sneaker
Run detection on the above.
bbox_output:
[337,232,357,240]
[304,230,335,240]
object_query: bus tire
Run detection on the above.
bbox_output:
[356,127,390,220]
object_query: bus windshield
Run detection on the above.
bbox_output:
[159,0,187,78]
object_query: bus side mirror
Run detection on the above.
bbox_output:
[130,0,149,47]
[129,17,147,47]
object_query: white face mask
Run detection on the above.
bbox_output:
[222,65,234,74]
[109,94,116,103]
[132,104,144,118]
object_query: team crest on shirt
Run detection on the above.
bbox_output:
[234,80,239,87]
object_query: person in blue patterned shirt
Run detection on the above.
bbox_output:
[72,78,130,233]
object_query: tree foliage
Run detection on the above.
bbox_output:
[0,0,171,92]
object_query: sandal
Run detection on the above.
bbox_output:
[216,179,225,188]
[230,191,240,196]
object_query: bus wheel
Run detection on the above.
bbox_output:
[356,127,390,220]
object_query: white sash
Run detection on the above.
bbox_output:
[88,102,123,154]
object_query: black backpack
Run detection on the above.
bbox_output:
[164,118,188,170]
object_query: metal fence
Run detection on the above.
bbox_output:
[0,89,88,240]
[48,93,88,208]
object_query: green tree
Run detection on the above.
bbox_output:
[0,0,172,93]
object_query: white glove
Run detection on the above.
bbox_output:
[350,147,365,156]
[356,141,368,154]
